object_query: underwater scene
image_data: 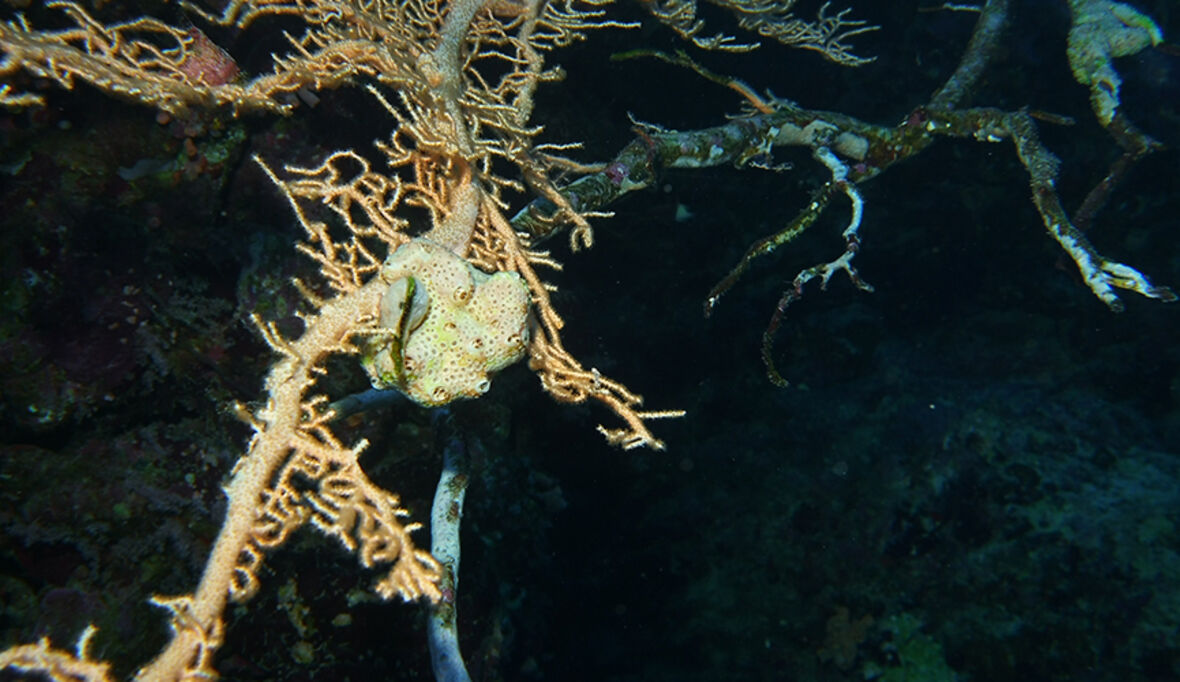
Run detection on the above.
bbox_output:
[1,0,1177,680]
